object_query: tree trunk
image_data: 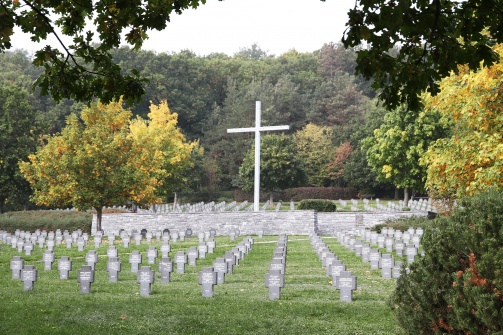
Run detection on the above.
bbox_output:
[173,192,178,207]
[269,193,274,208]
[95,206,103,233]
[394,187,399,200]
[403,188,409,207]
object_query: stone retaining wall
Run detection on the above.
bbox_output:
[93,210,426,236]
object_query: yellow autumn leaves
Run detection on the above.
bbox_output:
[19,99,197,216]
[421,43,503,199]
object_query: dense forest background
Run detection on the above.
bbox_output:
[1,42,399,209]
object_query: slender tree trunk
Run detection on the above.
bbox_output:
[404,188,409,208]
[95,206,103,233]
[394,187,399,200]
[269,193,274,208]
[173,192,178,207]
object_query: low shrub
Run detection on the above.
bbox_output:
[0,210,93,234]
[297,199,336,212]
[389,189,503,334]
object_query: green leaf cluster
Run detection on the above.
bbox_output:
[343,0,500,111]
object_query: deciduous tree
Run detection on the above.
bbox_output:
[422,43,503,200]
[0,84,39,213]
[238,134,304,204]
[363,106,450,205]
[343,0,503,111]
[20,99,196,230]
[1,0,209,104]
[293,123,335,186]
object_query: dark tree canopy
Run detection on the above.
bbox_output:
[343,0,502,111]
[0,0,210,104]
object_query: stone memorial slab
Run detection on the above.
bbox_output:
[21,265,38,291]
[147,246,158,264]
[265,270,284,300]
[10,256,24,279]
[369,249,381,270]
[77,237,85,252]
[335,271,357,302]
[187,247,198,266]
[129,250,142,272]
[212,258,228,284]
[198,267,217,297]
[42,250,55,270]
[58,256,72,279]
[175,251,187,274]
[77,265,95,294]
[24,242,33,256]
[122,235,130,248]
[86,250,98,270]
[137,266,155,296]
[107,257,122,282]
[380,254,394,278]
[206,238,216,254]
[160,242,171,258]
[159,257,173,282]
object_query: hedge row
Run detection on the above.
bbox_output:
[234,187,358,202]
[298,199,337,212]
[0,211,93,234]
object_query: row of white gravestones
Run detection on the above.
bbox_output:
[198,236,255,297]
[310,234,357,302]
[1,226,226,256]
[333,226,424,277]
[335,230,402,279]
[264,235,288,300]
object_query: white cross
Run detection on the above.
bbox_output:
[227,101,289,211]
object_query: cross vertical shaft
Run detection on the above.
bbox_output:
[227,101,289,211]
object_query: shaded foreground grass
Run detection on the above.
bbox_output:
[0,235,401,334]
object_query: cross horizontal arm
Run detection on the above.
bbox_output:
[227,125,290,133]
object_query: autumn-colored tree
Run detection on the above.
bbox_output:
[327,141,353,186]
[20,100,196,231]
[293,123,335,187]
[421,44,503,200]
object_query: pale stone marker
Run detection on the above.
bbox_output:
[21,265,38,291]
[175,251,187,274]
[107,257,121,282]
[265,269,284,300]
[212,258,228,284]
[129,250,142,273]
[159,257,173,283]
[58,256,72,280]
[77,265,95,294]
[335,271,357,302]
[10,256,24,279]
[137,266,155,296]
[198,267,217,297]
[42,250,55,270]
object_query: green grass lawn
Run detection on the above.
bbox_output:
[0,235,401,335]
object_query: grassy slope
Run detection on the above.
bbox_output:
[0,235,401,335]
